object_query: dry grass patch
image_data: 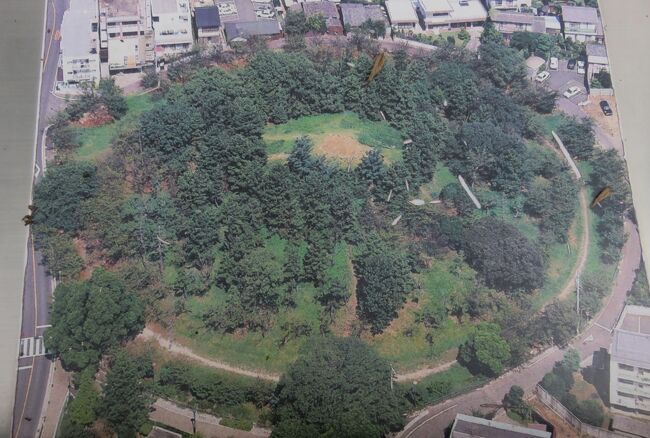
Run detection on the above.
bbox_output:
[313,133,371,165]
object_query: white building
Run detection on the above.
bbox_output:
[100,0,155,73]
[415,0,487,32]
[450,414,551,438]
[150,0,194,58]
[609,305,650,417]
[60,0,101,85]
[385,0,419,31]
[586,43,609,81]
[561,5,604,43]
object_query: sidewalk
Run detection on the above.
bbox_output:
[38,360,70,438]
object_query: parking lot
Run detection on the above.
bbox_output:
[545,59,588,105]
[213,0,276,23]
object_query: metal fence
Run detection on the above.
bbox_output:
[589,88,615,96]
[534,385,628,438]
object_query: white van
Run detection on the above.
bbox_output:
[549,57,559,70]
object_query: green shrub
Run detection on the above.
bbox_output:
[221,417,253,431]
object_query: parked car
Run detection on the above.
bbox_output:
[577,60,585,75]
[567,59,576,70]
[256,8,274,17]
[549,57,559,70]
[563,86,581,98]
[251,0,271,3]
[600,100,613,116]
[535,71,550,83]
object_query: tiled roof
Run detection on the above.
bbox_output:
[195,6,220,28]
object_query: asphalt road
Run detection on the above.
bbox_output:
[399,220,642,438]
[12,0,67,436]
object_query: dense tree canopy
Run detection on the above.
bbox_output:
[45,269,144,370]
[101,352,150,437]
[463,217,544,293]
[355,238,412,333]
[272,337,403,437]
[34,161,99,233]
[459,323,511,376]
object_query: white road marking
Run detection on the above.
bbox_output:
[18,365,33,371]
[36,324,51,329]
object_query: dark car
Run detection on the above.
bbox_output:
[600,100,613,116]
[567,59,576,70]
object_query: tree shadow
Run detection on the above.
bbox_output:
[581,347,610,406]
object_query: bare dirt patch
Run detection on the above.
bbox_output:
[584,95,621,138]
[72,106,114,128]
[313,133,370,164]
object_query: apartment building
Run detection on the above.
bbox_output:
[415,0,487,32]
[100,0,155,73]
[610,305,650,417]
[151,0,194,57]
[60,0,101,85]
[561,5,604,43]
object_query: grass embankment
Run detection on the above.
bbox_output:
[263,112,404,163]
[75,94,155,160]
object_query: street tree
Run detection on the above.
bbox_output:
[45,269,144,370]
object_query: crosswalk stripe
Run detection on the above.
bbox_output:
[18,337,48,358]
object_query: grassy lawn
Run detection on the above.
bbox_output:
[263,112,404,162]
[368,255,477,372]
[540,113,566,136]
[75,94,155,160]
[399,364,487,408]
[174,238,351,373]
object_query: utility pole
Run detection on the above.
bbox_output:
[576,275,581,335]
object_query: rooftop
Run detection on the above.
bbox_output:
[611,305,650,366]
[492,11,534,25]
[151,0,182,15]
[586,43,607,57]
[451,414,551,438]
[339,3,386,27]
[61,0,99,58]
[385,0,418,23]
[224,20,282,41]
[302,1,341,28]
[195,6,220,28]
[100,0,143,17]
[418,0,454,13]
[447,0,487,23]
[562,5,599,24]
[148,426,182,438]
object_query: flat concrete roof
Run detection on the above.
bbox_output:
[612,305,650,366]
[419,0,453,13]
[151,0,179,15]
[448,0,487,23]
[61,0,98,58]
[562,5,599,24]
[386,0,418,23]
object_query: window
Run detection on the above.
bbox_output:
[618,391,635,398]
[619,363,635,372]
[618,378,635,386]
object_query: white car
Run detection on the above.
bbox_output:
[577,60,586,75]
[549,57,559,70]
[535,71,550,83]
[251,0,271,3]
[563,86,581,98]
